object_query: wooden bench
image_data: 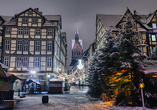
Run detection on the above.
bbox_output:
[0,100,16,109]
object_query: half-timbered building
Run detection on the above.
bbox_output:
[96,8,157,57]
[0,8,67,91]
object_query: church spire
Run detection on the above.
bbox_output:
[75,25,79,41]
[75,26,79,35]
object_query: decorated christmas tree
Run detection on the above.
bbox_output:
[114,14,148,105]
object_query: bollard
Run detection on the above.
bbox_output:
[18,89,20,97]
[42,95,49,103]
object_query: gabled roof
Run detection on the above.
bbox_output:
[97,14,122,31]
[0,16,12,29]
[146,10,156,24]
[1,8,61,28]
[44,15,61,21]
[42,20,56,27]
[97,8,154,32]
[16,7,42,18]
[116,8,139,27]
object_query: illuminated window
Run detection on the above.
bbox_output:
[152,35,156,41]
[152,23,157,29]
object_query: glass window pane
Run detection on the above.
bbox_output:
[152,35,156,41]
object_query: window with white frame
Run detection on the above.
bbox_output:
[152,23,157,29]
[24,28,29,35]
[35,41,40,51]
[47,29,52,36]
[23,57,28,67]
[35,29,41,35]
[22,18,28,24]
[16,57,22,67]
[47,41,52,51]
[47,57,52,67]
[32,18,38,24]
[18,28,23,35]
[5,27,11,34]
[5,40,10,50]
[152,35,156,41]
[35,57,40,67]
[4,56,9,66]
[17,40,22,51]
[23,40,28,51]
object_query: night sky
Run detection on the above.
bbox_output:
[0,0,157,70]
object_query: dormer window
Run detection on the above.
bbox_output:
[152,23,157,29]
[32,18,38,24]
[22,18,28,24]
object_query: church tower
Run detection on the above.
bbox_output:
[70,27,83,66]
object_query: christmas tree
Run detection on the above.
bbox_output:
[86,51,103,98]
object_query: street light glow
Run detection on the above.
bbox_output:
[31,71,36,74]
[77,59,84,69]
[47,73,50,78]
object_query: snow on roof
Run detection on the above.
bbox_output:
[49,77,64,82]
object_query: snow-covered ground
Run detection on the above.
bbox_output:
[12,88,154,110]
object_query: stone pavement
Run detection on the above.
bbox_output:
[13,88,112,110]
[12,87,153,110]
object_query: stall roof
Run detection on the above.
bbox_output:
[49,77,64,82]
[140,60,157,74]
[26,79,41,85]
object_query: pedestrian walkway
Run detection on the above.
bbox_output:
[13,88,113,110]
[13,88,153,110]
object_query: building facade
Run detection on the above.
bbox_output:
[96,8,157,57]
[0,8,67,90]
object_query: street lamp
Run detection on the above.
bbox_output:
[139,79,145,108]
[77,59,84,69]
[47,73,50,78]
[77,59,84,90]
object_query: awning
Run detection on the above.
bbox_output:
[139,60,157,75]
[26,79,41,85]
[0,64,21,80]
[0,65,7,78]
[0,63,9,69]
